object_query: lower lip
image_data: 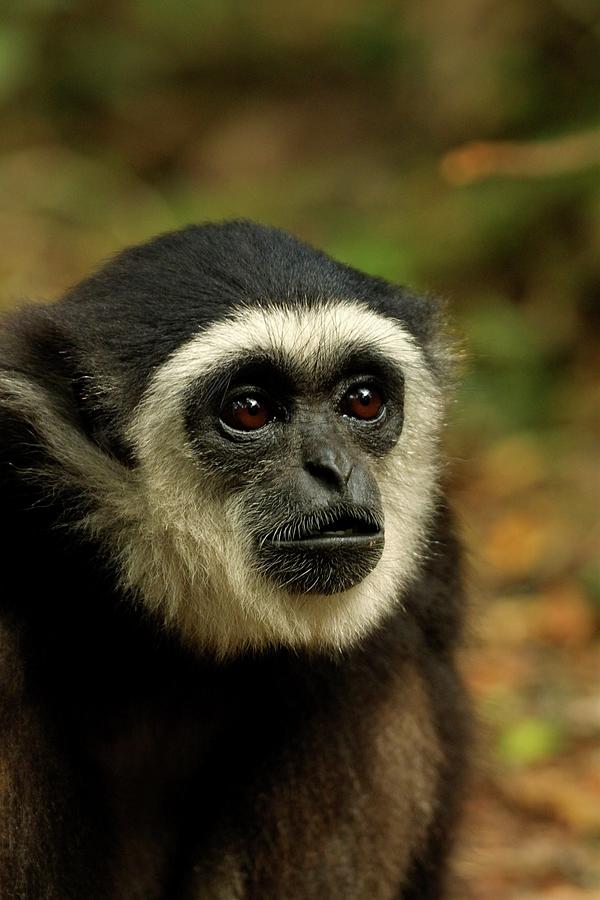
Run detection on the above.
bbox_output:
[269,532,384,550]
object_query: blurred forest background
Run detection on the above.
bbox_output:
[0,2,599,897]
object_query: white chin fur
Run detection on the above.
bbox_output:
[0,300,446,657]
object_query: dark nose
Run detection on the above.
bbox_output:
[304,445,354,492]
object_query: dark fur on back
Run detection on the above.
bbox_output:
[0,222,469,899]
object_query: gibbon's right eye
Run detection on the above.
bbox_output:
[220,394,274,431]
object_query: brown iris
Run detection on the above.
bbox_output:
[222,395,272,431]
[343,385,384,421]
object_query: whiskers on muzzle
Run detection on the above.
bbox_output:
[264,504,383,545]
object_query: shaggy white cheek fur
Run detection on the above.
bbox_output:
[0,300,445,657]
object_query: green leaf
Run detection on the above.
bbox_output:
[498,717,566,766]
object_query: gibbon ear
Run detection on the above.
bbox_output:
[2,307,80,404]
[0,306,132,465]
[396,291,463,383]
[369,283,461,384]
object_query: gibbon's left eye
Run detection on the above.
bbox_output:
[221,394,274,431]
[342,384,385,421]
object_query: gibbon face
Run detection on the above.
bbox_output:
[126,300,446,655]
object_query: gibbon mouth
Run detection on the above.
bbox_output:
[268,510,383,550]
